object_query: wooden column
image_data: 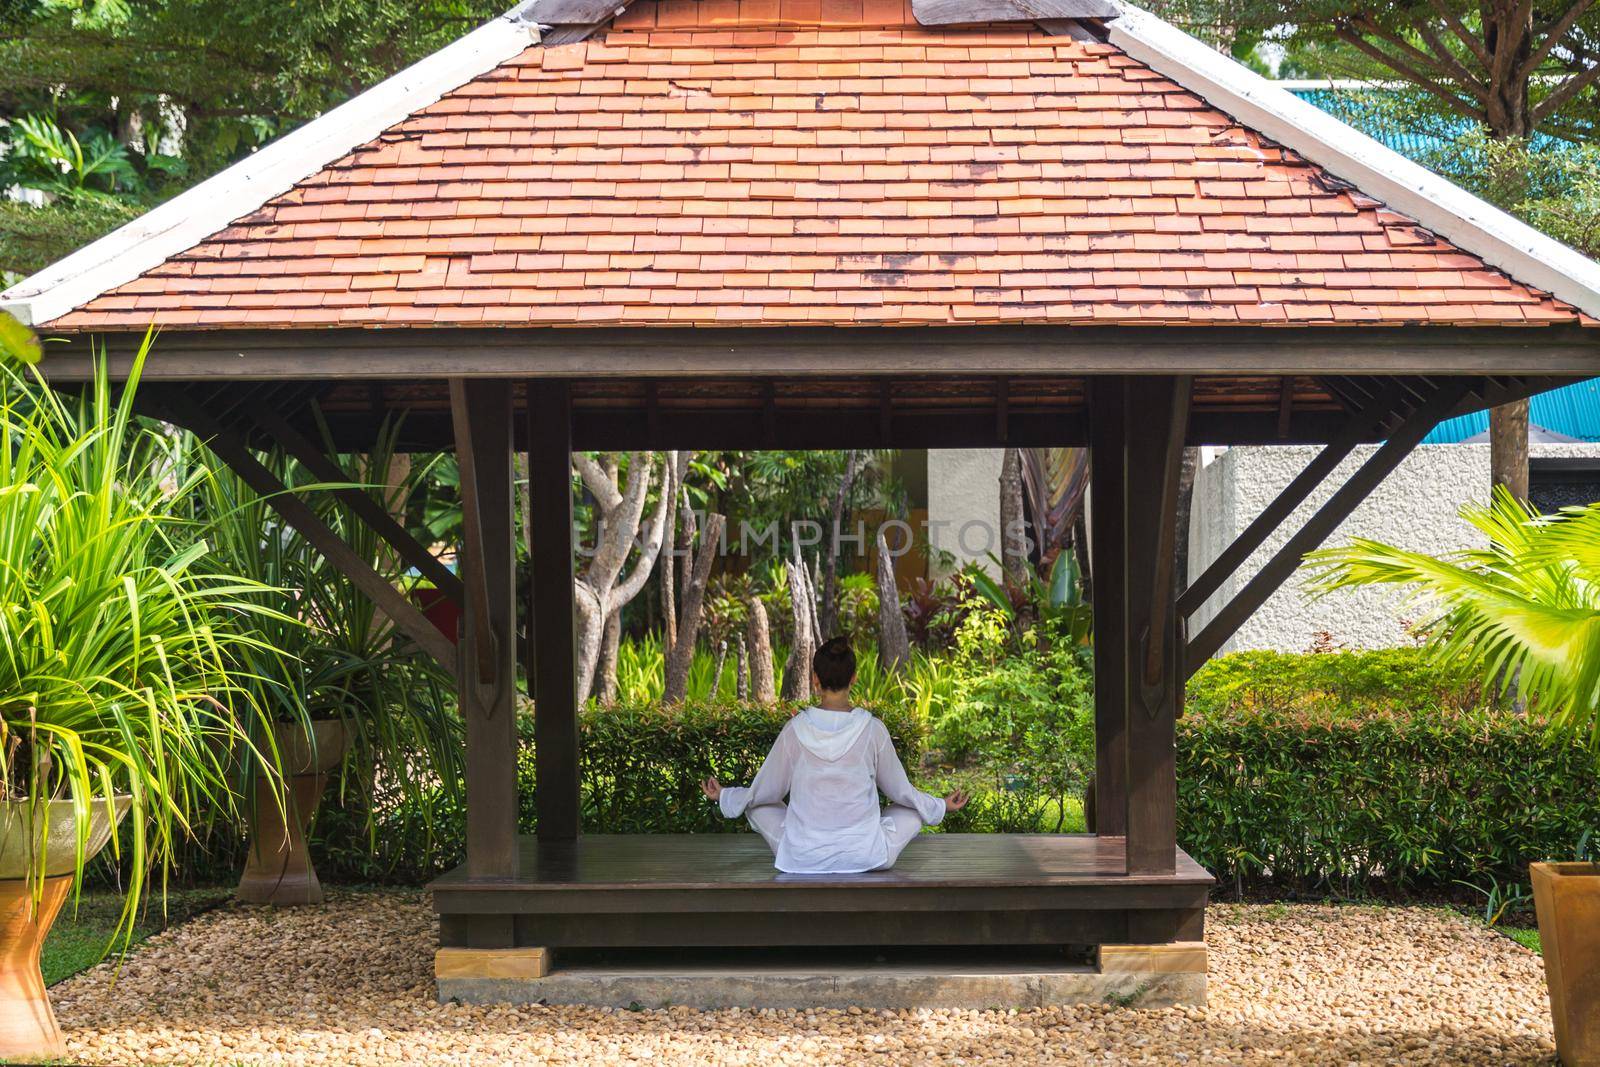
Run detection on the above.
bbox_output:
[528,381,581,842]
[450,379,519,885]
[1122,375,1191,877]
[1088,377,1127,838]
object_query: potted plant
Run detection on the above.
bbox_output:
[1307,489,1600,1066]
[194,422,461,906]
[0,327,289,1061]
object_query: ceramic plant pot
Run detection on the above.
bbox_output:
[1532,861,1600,1066]
[0,796,131,1063]
[237,719,353,907]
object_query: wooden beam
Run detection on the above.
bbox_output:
[1088,377,1128,838]
[528,380,581,842]
[280,406,1360,454]
[1184,379,1473,671]
[1177,383,1404,618]
[912,0,1118,24]
[451,379,520,885]
[1139,376,1192,698]
[40,324,1600,381]
[154,395,457,672]
[452,379,501,687]
[1275,377,1294,439]
[1122,376,1190,877]
[245,403,463,603]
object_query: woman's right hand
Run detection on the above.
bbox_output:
[943,788,969,812]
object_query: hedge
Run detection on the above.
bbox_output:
[1178,650,1600,894]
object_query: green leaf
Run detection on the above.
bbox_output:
[0,310,41,366]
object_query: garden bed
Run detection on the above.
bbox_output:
[51,889,1554,1065]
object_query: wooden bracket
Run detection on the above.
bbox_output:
[152,393,457,673]
[244,404,464,604]
[1184,378,1473,672]
[450,379,503,700]
[1138,375,1190,714]
[1178,380,1406,618]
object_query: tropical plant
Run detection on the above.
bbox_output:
[0,114,141,202]
[0,330,288,944]
[185,419,463,856]
[1305,488,1600,746]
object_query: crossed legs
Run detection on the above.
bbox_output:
[744,802,925,870]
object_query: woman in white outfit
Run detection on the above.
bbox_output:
[702,637,969,874]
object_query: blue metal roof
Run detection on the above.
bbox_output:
[1422,380,1600,443]
[1285,85,1599,445]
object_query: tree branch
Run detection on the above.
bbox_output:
[1334,25,1487,115]
[1427,0,1493,67]
[1409,15,1490,92]
[586,452,653,590]
[1532,56,1600,121]
[1523,0,1598,80]
[573,452,622,513]
[613,451,677,606]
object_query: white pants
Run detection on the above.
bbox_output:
[745,802,924,871]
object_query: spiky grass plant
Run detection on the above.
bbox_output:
[0,330,289,944]
[1305,487,1600,746]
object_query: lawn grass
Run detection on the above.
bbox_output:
[42,886,233,986]
[1498,926,1542,954]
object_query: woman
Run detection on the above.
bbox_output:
[702,636,968,874]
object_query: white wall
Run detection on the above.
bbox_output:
[925,449,1003,578]
[1187,443,1599,653]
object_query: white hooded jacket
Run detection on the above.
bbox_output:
[718,706,946,873]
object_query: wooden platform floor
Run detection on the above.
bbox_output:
[431,833,1213,890]
[431,835,1213,951]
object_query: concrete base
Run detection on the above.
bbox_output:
[435,946,1207,1011]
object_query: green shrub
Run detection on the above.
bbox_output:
[1185,647,1486,720]
[1178,703,1600,895]
[922,605,1095,829]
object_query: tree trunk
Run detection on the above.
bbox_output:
[663,513,725,704]
[875,527,910,672]
[999,447,1027,588]
[659,457,680,652]
[570,451,674,707]
[596,607,621,705]
[735,641,750,701]
[780,558,815,702]
[1490,400,1530,500]
[745,596,776,705]
[818,449,862,638]
[573,581,606,708]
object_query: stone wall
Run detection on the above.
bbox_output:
[925,449,1003,578]
[1186,443,1599,653]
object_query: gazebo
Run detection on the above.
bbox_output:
[6,0,1599,1007]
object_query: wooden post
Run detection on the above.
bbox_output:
[1088,377,1127,838]
[1122,375,1190,877]
[450,379,519,884]
[528,381,581,842]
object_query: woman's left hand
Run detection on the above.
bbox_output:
[701,777,722,801]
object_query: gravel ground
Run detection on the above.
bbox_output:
[53,890,1555,1065]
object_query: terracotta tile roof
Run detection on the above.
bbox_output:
[50,0,1583,329]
